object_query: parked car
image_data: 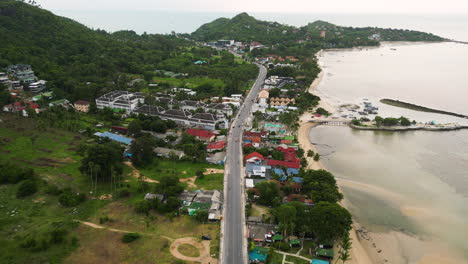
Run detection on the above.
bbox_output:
[201,235,211,240]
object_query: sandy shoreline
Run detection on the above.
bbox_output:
[297,50,381,264]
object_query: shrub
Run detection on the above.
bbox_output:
[122,233,140,243]
[49,228,68,244]
[44,184,62,195]
[273,241,291,251]
[134,200,151,215]
[115,187,131,198]
[16,180,38,198]
[58,188,86,207]
[0,162,35,184]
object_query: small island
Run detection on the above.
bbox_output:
[350,116,468,131]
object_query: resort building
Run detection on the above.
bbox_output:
[95,91,145,112]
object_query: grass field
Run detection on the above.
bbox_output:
[286,255,312,264]
[0,115,221,263]
[66,202,220,264]
[138,160,224,190]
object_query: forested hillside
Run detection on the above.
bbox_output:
[0,1,257,100]
[192,12,445,47]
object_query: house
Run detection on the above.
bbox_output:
[250,41,265,51]
[27,80,46,93]
[74,100,90,113]
[3,101,39,116]
[207,141,226,152]
[246,163,271,178]
[154,147,185,159]
[144,193,164,201]
[272,168,285,178]
[206,103,233,116]
[245,152,264,164]
[206,151,226,165]
[243,136,261,148]
[186,128,215,142]
[178,190,198,206]
[244,131,268,139]
[49,99,70,108]
[267,160,300,169]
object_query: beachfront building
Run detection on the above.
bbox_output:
[95,91,145,112]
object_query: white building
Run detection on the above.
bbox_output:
[95,91,145,112]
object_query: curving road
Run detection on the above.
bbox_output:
[221,63,267,264]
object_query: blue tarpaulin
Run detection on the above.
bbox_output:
[292,177,303,184]
[286,168,299,175]
[312,259,329,264]
[95,132,133,145]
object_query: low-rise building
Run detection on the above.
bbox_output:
[186,128,216,142]
[74,100,90,113]
[95,91,145,112]
[154,147,185,159]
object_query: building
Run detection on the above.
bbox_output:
[74,100,90,112]
[206,103,233,116]
[134,105,227,131]
[245,152,265,164]
[154,147,185,159]
[95,91,145,112]
[186,128,215,142]
[3,101,39,116]
[7,64,37,84]
[320,30,327,38]
[27,80,46,93]
[267,160,300,169]
[207,141,226,152]
[49,99,70,108]
[246,163,271,178]
[0,72,12,90]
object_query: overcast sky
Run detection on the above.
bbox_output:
[41,0,468,14]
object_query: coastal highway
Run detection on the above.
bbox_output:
[222,63,267,264]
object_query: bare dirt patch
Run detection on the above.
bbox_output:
[124,161,159,183]
[179,176,198,189]
[170,237,218,264]
[205,168,224,175]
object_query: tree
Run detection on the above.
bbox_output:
[399,116,411,126]
[128,120,142,136]
[315,107,330,116]
[339,233,352,264]
[255,181,281,206]
[313,153,320,161]
[269,88,281,98]
[16,180,38,198]
[374,116,383,126]
[309,202,352,243]
[0,83,12,107]
[79,142,124,182]
[307,150,314,157]
[194,210,209,223]
[196,169,205,179]
[122,233,141,243]
[130,135,156,166]
[274,204,297,237]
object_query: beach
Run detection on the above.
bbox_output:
[299,48,468,264]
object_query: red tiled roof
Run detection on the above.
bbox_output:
[245,136,261,143]
[277,146,296,153]
[245,151,264,161]
[283,152,300,162]
[74,100,90,105]
[186,128,215,139]
[280,140,293,144]
[244,131,268,137]
[244,143,254,148]
[207,141,226,150]
[267,160,300,169]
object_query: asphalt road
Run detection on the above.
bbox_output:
[222,64,267,264]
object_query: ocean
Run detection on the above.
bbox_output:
[310,42,468,263]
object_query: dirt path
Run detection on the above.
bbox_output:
[124,161,159,183]
[76,221,132,234]
[170,237,218,264]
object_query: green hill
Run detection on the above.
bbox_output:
[191,12,445,46]
[192,12,295,44]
